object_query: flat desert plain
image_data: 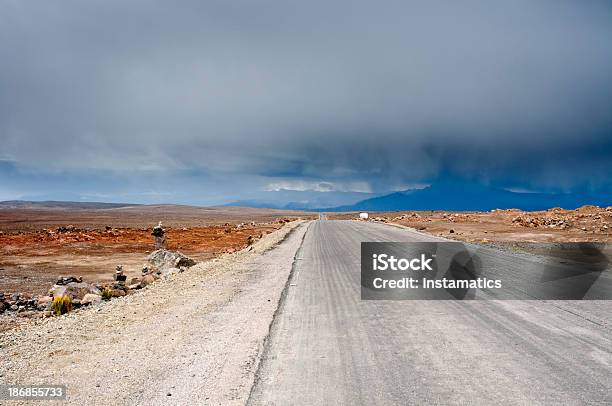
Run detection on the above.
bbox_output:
[330,205,612,243]
[0,203,314,297]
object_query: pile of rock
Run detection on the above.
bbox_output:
[56,225,78,233]
[152,221,166,249]
[56,275,83,285]
[2,275,115,316]
[146,249,197,278]
[509,206,612,233]
[442,213,473,222]
[391,212,423,222]
[114,266,127,282]
[102,283,129,298]
[0,292,41,315]
[124,266,157,290]
[48,276,103,308]
[511,216,572,229]
[277,218,292,224]
[30,269,150,315]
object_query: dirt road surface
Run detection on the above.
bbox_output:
[249,220,612,405]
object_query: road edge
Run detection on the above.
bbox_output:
[245,220,313,405]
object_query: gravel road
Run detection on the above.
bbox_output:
[0,221,310,405]
[249,220,612,405]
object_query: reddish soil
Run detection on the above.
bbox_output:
[330,205,612,243]
[0,205,313,297]
[0,204,312,231]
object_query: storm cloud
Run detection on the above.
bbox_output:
[1,0,611,203]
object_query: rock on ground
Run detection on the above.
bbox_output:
[147,249,197,270]
[80,293,102,306]
[49,282,101,299]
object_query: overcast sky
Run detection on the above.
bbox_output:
[1,0,611,204]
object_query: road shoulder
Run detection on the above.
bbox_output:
[0,220,311,405]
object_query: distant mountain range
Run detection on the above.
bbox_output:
[225,180,610,212]
[324,181,611,212]
[0,200,138,210]
[3,181,609,212]
[226,189,380,211]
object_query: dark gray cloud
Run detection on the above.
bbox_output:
[1,0,611,203]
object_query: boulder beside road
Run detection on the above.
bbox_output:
[147,249,197,271]
[81,293,102,305]
[49,281,101,299]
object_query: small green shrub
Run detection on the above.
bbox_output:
[101,288,113,301]
[51,295,72,316]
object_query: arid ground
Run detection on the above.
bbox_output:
[3,204,611,299]
[0,204,315,297]
[330,205,612,243]
[330,205,612,263]
[1,208,611,404]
